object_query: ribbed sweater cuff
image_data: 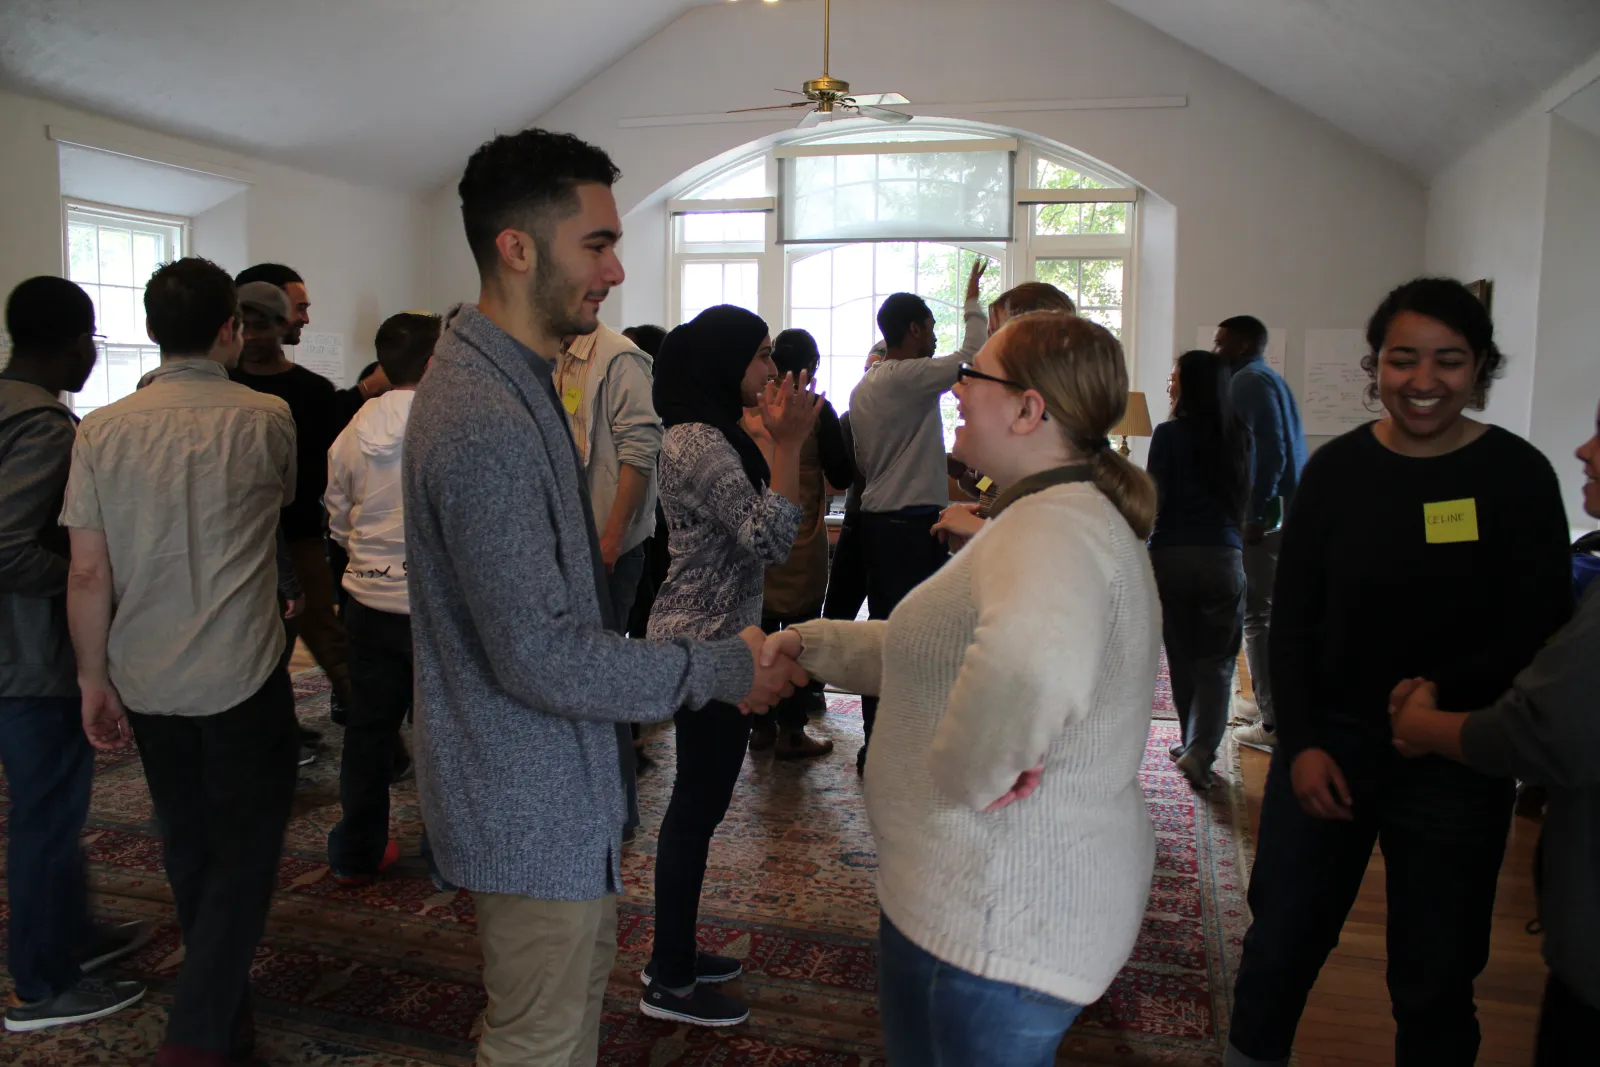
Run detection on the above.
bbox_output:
[697,636,754,707]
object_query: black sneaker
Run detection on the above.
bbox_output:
[4,977,146,1032]
[640,951,743,987]
[298,744,317,768]
[639,983,748,1027]
[79,920,154,972]
[298,725,323,745]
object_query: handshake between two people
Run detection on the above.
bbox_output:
[735,626,810,715]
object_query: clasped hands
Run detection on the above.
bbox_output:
[736,626,809,715]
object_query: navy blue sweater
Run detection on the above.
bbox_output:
[1146,418,1249,550]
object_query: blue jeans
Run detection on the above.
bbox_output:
[0,695,96,1002]
[877,913,1084,1066]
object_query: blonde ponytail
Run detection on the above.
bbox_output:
[998,312,1158,539]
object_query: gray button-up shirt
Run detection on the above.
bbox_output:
[60,358,296,715]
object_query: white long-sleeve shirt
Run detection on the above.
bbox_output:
[793,482,1160,1006]
[327,389,413,614]
[847,298,985,512]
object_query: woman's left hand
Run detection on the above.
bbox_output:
[760,371,823,446]
[932,502,985,549]
[984,765,1044,812]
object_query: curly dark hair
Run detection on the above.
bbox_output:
[458,128,621,276]
[1360,277,1502,410]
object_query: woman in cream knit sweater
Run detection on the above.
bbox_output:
[765,313,1161,1065]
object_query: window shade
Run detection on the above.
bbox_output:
[779,142,1015,243]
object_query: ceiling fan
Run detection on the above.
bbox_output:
[728,0,912,128]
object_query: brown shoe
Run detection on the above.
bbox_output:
[774,729,833,761]
[749,721,777,752]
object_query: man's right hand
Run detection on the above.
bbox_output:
[965,259,987,301]
[82,681,132,751]
[737,625,807,713]
[1243,521,1267,546]
[1290,748,1353,821]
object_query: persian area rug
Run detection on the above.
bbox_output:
[0,667,1246,1067]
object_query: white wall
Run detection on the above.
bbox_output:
[426,0,1426,424]
[1531,116,1600,528]
[0,89,428,385]
[1424,110,1553,437]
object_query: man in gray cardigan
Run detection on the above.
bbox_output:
[404,129,803,1067]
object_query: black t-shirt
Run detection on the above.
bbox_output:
[1270,422,1572,760]
[230,363,341,541]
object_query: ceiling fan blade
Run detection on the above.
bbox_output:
[845,92,909,107]
[775,88,808,96]
[727,101,814,114]
[858,105,913,124]
[797,110,834,129]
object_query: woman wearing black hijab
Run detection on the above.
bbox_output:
[640,305,821,1027]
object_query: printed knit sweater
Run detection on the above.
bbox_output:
[793,483,1161,1005]
[648,423,802,641]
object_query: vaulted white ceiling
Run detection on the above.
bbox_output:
[2,0,1598,191]
[1101,0,1600,175]
[0,0,716,190]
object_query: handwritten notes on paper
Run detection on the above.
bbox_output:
[293,331,346,386]
[1193,326,1286,375]
[1302,329,1372,437]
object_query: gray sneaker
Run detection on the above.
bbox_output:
[1234,721,1278,752]
[4,977,146,1032]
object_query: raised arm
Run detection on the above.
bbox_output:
[674,425,803,567]
[929,498,1113,811]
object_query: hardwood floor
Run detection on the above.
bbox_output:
[1235,748,1545,1067]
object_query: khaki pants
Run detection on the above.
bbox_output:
[473,892,618,1067]
[286,537,353,708]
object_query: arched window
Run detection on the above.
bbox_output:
[668,123,1138,443]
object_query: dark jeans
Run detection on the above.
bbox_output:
[1241,529,1281,727]
[328,600,413,876]
[608,543,646,832]
[1149,546,1245,766]
[0,695,96,1002]
[761,612,823,730]
[128,671,299,1055]
[1536,969,1600,1066]
[1227,746,1515,1066]
[822,512,867,624]
[649,700,752,988]
[858,509,947,746]
[287,536,352,709]
[878,913,1084,1066]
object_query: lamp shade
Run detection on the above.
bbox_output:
[1111,391,1153,438]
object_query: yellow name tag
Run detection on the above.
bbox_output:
[976,475,993,492]
[1423,498,1479,544]
[561,385,582,414]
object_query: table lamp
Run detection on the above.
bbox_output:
[1111,391,1152,457]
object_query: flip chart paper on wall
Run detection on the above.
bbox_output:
[1302,329,1373,436]
[1194,325,1285,374]
[293,332,346,386]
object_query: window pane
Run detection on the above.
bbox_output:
[68,223,99,283]
[97,227,134,286]
[132,232,163,284]
[781,149,1012,241]
[785,241,1000,426]
[686,159,766,199]
[680,261,758,323]
[1032,200,1126,236]
[1033,158,1108,190]
[680,211,764,244]
[100,286,142,345]
[104,346,144,401]
[1034,258,1125,338]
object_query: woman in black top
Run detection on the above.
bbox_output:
[1146,349,1252,789]
[1226,279,1572,1067]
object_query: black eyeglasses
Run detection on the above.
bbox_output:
[957,362,1025,389]
[956,362,1047,418]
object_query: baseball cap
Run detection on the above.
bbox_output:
[237,281,290,321]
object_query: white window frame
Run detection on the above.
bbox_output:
[665,127,1140,380]
[62,199,190,416]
